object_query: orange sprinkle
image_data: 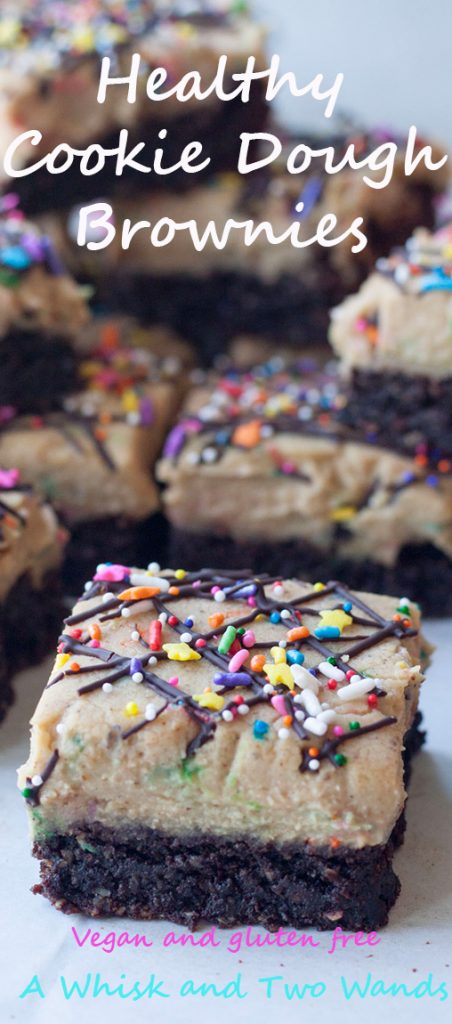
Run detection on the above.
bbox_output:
[94,427,107,442]
[71,663,81,673]
[250,654,266,672]
[403,618,412,628]
[118,586,160,601]
[100,322,120,350]
[208,613,225,629]
[308,746,320,757]
[231,419,262,448]
[287,626,310,642]
[414,453,428,467]
[89,623,101,640]
[283,715,293,727]
[392,613,402,622]
[168,586,180,596]
[330,837,341,850]
[438,459,451,473]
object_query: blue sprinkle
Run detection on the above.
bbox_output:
[286,649,305,666]
[343,602,352,613]
[1,246,33,270]
[270,612,281,624]
[253,720,269,739]
[314,626,341,640]
[426,475,439,488]
[215,430,230,446]
[184,618,194,628]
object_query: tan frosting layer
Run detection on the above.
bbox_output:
[19,572,427,849]
[330,273,452,379]
[159,430,452,565]
[0,484,65,602]
[0,264,90,342]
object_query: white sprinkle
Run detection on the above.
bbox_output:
[263,683,274,695]
[308,759,320,771]
[304,717,328,736]
[318,662,346,683]
[295,710,305,722]
[317,709,338,724]
[102,683,113,693]
[148,562,161,573]
[131,630,140,642]
[280,609,292,620]
[400,597,410,606]
[132,672,144,683]
[273,585,284,597]
[130,572,170,592]
[238,704,250,716]
[145,704,157,721]
[31,774,43,787]
[55,722,65,734]
[102,592,115,603]
[342,654,350,663]
[222,709,234,722]
[278,640,287,649]
[202,446,218,463]
[299,690,322,716]
[290,664,319,693]
[337,678,375,701]
[148,657,157,668]
[121,607,132,618]
[214,591,226,603]
[83,581,91,591]
[158,612,168,624]
[180,632,192,643]
[278,727,291,740]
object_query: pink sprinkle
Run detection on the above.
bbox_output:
[211,585,220,594]
[271,695,287,716]
[281,461,296,475]
[192,580,202,589]
[0,468,20,488]
[229,650,249,673]
[89,639,100,648]
[247,597,257,607]
[333,725,344,736]
[355,318,367,333]
[195,638,206,649]
[168,676,179,687]
[242,630,256,648]
[94,563,129,583]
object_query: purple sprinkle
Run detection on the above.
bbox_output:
[213,672,253,689]
[139,397,155,426]
[130,658,142,676]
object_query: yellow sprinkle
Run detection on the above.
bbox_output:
[162,642,201,662]
[313,582,325,592]
[330,505,357,522]
[194,692,225,711]
[175,569,187,580]
[270,645,286,664]
[263,663,294,688]
[397,661,408,669]
[125,701,139,717]
[56,653,70,669]
[122,388,139,413]
[255,614,265,622]
[319,609,353,633]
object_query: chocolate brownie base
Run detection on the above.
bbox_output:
[168,530,452,617]
[95,267,343,362]
[0,329,78,413]
[340,369,452,459]
[62,514,169,594]
[0,569,64,722]
[13,90,268,216]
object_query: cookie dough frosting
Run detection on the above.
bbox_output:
[0,468,65,601]
[0,1,266,163]
[0,194,89,341]
[0,338,182,524]
[330,226,452,378]
[158,362,452,567]
[19,567,427,851]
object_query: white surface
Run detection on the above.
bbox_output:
[253,0,450,145]
[0,620,451,1024]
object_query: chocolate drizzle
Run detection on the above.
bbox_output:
[25,567,421,804]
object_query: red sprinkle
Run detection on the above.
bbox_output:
[70,629,83,639]
[195,638,206,649]
[168,615,178,627]
[346,670,354,680]
[149,620,162,652]
[367,693,378,708]
[327,679,337,690]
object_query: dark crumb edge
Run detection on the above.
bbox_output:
[168,529,452,617]
[30,718,423,931]
[0,568,64,723]
[62,512,169,595]
[0,328,79,413]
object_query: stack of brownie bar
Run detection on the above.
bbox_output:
[19,564,429,929]
[158,227,452,614]
[0,3,447,360]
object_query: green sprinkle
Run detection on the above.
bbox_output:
[334,753,347,767]
[21,787,32,799]
[218,625,237,655]
[327,656,337,665]
[349,721,360,731]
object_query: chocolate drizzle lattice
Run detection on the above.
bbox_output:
[23,567,419,806]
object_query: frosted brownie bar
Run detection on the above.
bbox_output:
[0,337,184,587]
[19,566,428,929]
[159,360,452,614]
[0,470,66,721]
[0,196,89,411]
[1,1,268,214]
